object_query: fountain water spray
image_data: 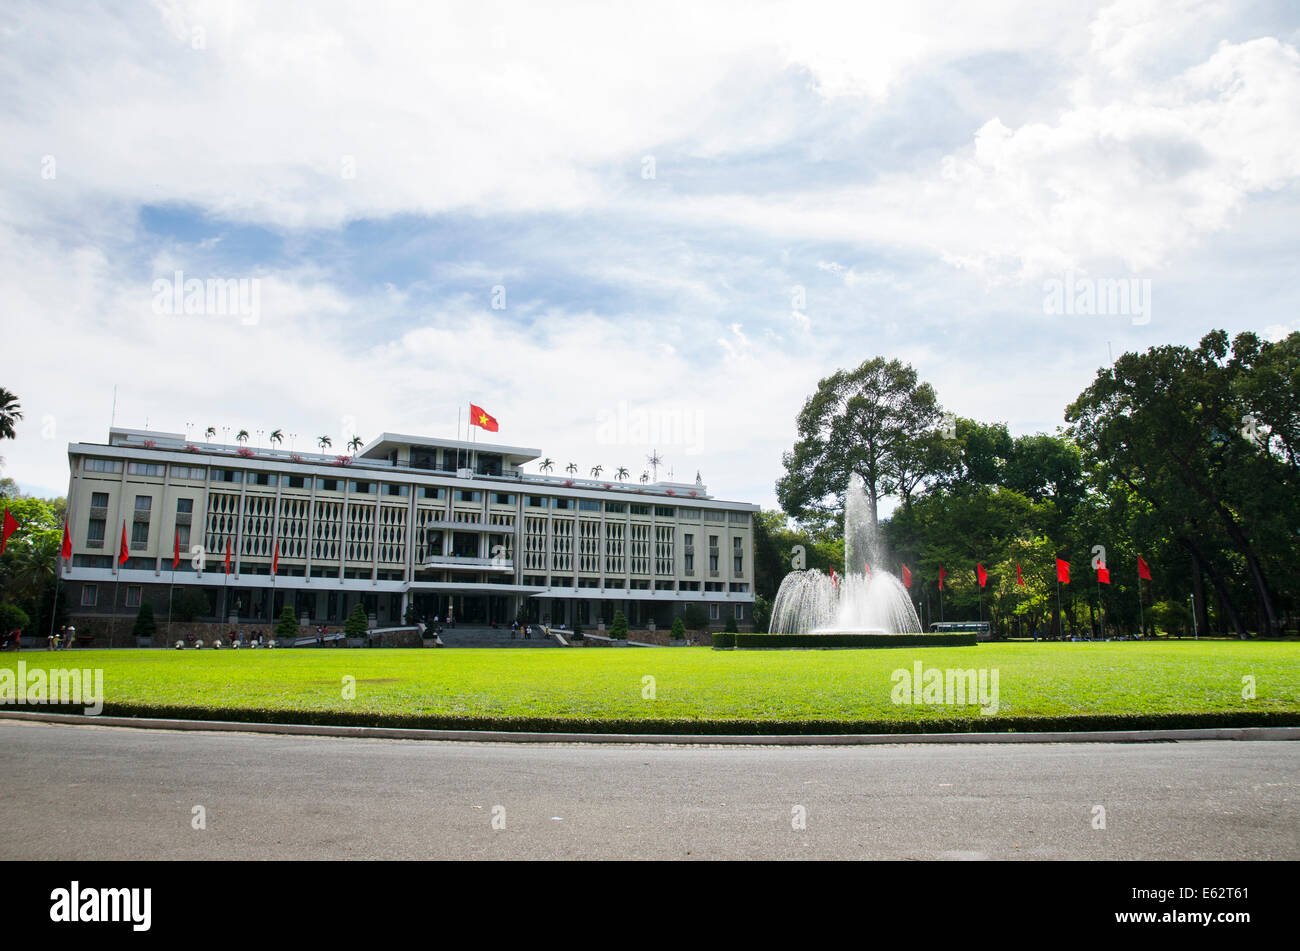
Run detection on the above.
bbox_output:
[769,474,922,634]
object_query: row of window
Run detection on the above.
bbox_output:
[84,459,750,524]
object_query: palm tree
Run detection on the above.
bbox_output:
[235,430,250,446]
[615,466,629,481]
[590,465,603,478]
[317,435,332,451]
[565,462,578,475]
[269,429,283,448]
[204,426,216,442]
[539,458,554,474]
[347,436,363,453]
[639,471,649,484]
[0,389,22,440]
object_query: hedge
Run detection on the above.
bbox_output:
[732,632,978,649]
[17,703,1300,736]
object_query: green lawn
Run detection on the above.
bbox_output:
[2,641,1297,734]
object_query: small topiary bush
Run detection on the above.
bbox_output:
[344,603,369,638]
[609,610,628,640]
[713,630,735,649]
[274,606,299,640]
[671,617,685,640]
[132,602,156,638]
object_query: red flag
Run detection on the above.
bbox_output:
[901,564,912,589]
[977,563,987,588]
[1,508,17,554]
[119,522,129,564]
[272,538,279,575]
[173,528,181,569]
[1016,563,1024,586]
[224,536,231,574]
[863,561,872,578]
[61,521,72,560]
[1097,565,1110,584]
[938,565,947,590]
[1137,556,1151,581]
[469,404,499,432]
[829,568,839,588]
[1056,558,1070,584]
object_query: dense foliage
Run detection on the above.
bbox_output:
[772,332,1299,638]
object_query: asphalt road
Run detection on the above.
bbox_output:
[1,720,1296,860]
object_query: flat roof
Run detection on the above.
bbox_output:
[357,432,541,464]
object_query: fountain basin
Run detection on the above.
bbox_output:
[728,632,979,649]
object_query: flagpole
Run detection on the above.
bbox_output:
[112,521,124,643]
[1137,568,1145,639]
[1056,577,1063,639]
[1096,573,1103,640]
[167,562,175,643]
[48,556,62,645]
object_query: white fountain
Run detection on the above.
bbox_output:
[768,474,922,635]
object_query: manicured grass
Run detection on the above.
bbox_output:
[2,641,1297,734]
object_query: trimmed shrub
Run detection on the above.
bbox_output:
[344,603,369,638]
[132,602,156,638]
[671,617,685,640]
[713,630,735,649]
[274,606,299,640]
[609,610,628,640]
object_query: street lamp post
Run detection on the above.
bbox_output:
[1190,593,1198,640]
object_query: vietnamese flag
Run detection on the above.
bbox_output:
[829,568,839,588]
[901,563,912,589]
[863,561,872,578]
[1137,556,1152,581]
[1097,565,1110,584]
[1,508,17,554]
[272,538,280,575]
[469,404,499,433]
[224,536,232,574]
[1016,563,1025,586]
[938,565,947,590]
[1056,558,1070,584]
[977,563,988,588]
[173,528,181,569]
[119,522,129,564]
[61,521,72,560]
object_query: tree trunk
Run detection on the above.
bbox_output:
[1180,537,1246,637]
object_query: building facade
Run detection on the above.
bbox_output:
[63,428,757,634]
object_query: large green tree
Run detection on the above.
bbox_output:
[1067,331,1299,637]
[777,357,943,533]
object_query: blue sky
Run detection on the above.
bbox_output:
[2,0,1298,509]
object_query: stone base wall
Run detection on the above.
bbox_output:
[64,616,420,648]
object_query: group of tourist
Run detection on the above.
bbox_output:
[510,620,533,640]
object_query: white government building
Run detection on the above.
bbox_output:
[63,427,758,636]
